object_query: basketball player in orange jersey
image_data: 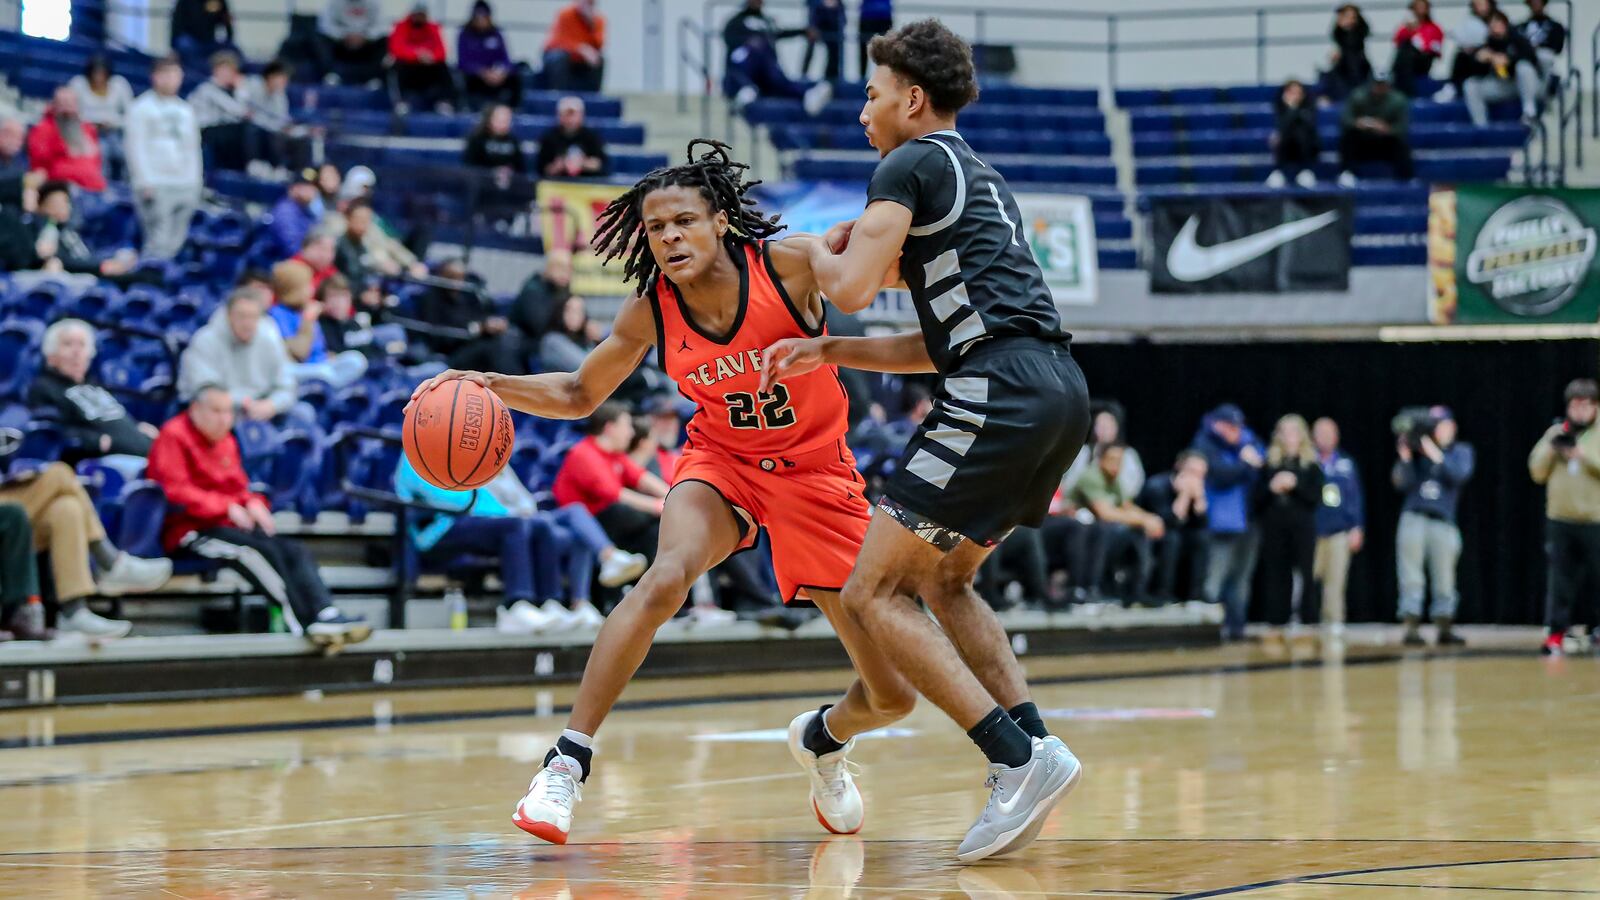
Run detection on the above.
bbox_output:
[410,141,942,845]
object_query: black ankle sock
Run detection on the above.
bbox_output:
[1007,701,1049,740]
[90,540,118,570]
[803,704,846,756]
[967,706,1033,768]
[545,736,593,782]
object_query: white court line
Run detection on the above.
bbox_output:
[207,804,500,836]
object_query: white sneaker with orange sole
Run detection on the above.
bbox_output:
[787,710,864,834]
[512,754,584,844]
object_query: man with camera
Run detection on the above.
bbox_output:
[1392,406,1474,646]
[1528,379,1600,656]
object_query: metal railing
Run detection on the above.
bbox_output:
[1524,64,1584,186]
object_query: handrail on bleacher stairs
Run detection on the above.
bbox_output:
[684,0,1574,95]
[1524,63,1583,187]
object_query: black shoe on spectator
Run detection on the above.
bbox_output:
[1434,618,1466,647]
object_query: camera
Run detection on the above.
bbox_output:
[1550,418,1582,450]
[1391,406,1441,452]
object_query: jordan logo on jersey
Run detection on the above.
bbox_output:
[679,336,692,353]
[684,349,765,387]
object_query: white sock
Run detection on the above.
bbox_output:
[560,728,594,750]
[820,707,845,745]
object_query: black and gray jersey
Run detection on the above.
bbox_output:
[866,129,1068,374]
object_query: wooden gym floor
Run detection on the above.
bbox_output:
[0,644,1596,897]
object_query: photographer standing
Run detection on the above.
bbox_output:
[1528,379,1600,656]
[1393,406,1475,647]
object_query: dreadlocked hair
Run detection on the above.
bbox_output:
[591,139,785,294]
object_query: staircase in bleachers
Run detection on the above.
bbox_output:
[749,81,1137,271]
[1118,80,1529,267]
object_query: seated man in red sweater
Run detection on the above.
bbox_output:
[146,385,372,645]
[389,3,458,113]
[27,85,106,193]
[551,401,668,562]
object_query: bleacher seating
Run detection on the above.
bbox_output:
[1119,80,1529,266]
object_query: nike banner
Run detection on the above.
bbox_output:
[1149,195,1354,294]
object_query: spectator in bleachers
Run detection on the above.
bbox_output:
[511,251,572,343]
[1463,10,1542,127]
[268,171,325,259]
[465,103,527,174]
[336,199,428,287]
[1060,402,1144,501]
[1520,0,1566,75]
[1393,406,1473,646]
[1195,404,1264,641]
[0,503,40,641]
[636,394,685,480]
[188,52,253,173]
[0,462,168,639]
[178,288,297,422]
[0,114,37,211]
[1138,450,1210,604]
[1071,443,1164,604]
[415,257,527,374]
[553,401,669,563]
[317,0,389,86]
[539,294,607,377]
[127,57,203,261]
[29,319,157,470]
[317,162,343,205]
[542,0,606,93]
[857,0,894,80]
[317,274,394,360]
[70,56,133,182]
[1319,4,1372,104]
[1391,0,1444,98]
[286,232,339,292]
[1254,415,1324,639]
[389,3,458,114]
[1267,79,1321,188]
[269,258,368,388]
[459,1,524,110]
[1435,0,1496,103]
[850,382,930,484]
[244,60,313,173]
[170,0,239,69]
[147,385,371,644]
[535,97,609,179]
[803,0,844,81]
[1312,417,1364,638]
[27,85,106,193]
[723,0,833,115]
[1337,72,1414,186]
[13,181,149,286]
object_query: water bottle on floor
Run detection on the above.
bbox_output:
[447,588,468,631]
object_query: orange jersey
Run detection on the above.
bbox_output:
[650,241,849,460]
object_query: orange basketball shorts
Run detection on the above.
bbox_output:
[670,438,870,604]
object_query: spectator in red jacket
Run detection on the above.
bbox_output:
[146,385,372,644]
[552,401,668,560]
[389,3,458,113]
[27,85,107,192]
[1391,0,1444,97]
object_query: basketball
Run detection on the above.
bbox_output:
[403,379,515,491]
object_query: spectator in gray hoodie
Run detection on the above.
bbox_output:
[317,0,389,85]
[126,56,201,260]
[177,288,297,422]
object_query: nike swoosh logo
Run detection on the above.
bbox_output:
[1165,210,1341,282]
[993,755,1047,817]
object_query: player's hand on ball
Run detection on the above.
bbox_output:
[407,369,489,413]
[761,338,825,394]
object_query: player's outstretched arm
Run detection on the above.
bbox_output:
[807,200,912,313]
[760,331,934,394]
[407,294,657,420]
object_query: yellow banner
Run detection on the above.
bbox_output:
[538,179,631,297]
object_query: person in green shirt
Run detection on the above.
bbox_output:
[1337,72,1414,185]
[1071,444,1166,603]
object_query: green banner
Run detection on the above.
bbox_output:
[1429,185,1600,324]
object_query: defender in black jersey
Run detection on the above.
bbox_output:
[760,19,1087,864]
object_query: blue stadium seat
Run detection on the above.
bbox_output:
[0,320,42,400]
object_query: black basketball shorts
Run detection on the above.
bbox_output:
[881,337,1090,549]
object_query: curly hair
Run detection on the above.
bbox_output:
[590,139,784,295]
[868,18,980,116]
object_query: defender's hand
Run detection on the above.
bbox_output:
[824,219,857,253]
[760,338,825,394]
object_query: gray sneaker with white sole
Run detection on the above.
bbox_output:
[956,736,1082,863]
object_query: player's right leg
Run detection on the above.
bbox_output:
[512,481,745,844]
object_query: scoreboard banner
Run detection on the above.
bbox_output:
[538,179,631,298]
[1428,184,1600,325]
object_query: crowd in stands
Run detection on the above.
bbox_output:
[1268,0,1565,188]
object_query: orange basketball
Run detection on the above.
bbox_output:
[403,379,515,490]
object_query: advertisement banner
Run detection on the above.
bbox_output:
[538,179,631,297]
[1149,194,1354,293]
[1428,185,1600,324]
[1015,193,1098,304]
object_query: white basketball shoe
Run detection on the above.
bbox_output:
[512,754,584,845]
[788,709,864,834]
